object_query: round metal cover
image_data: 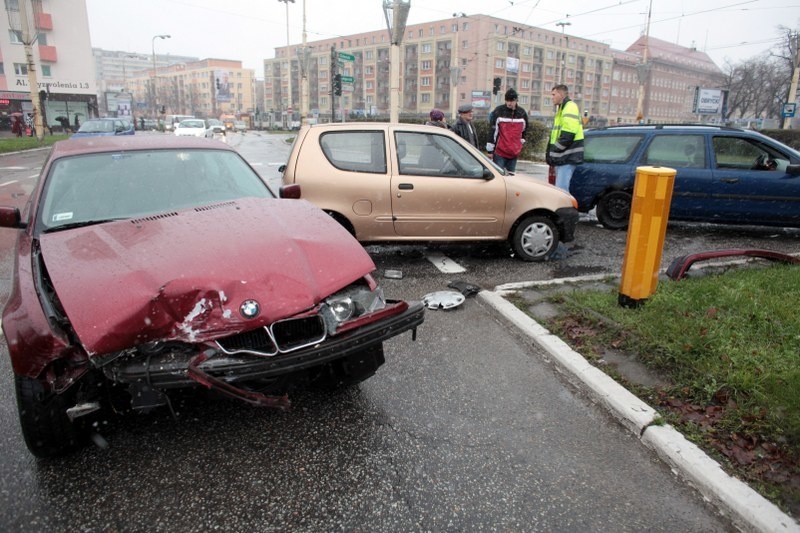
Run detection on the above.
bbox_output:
[422,291,466,310]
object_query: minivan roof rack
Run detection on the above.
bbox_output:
[591,123,744,132]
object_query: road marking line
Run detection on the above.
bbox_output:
[0,180,19,187]
[426,253,466,273]
[0,167,26,170]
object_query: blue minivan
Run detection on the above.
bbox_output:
[569,125,800,229]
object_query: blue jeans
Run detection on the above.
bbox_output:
[555,164,576,193]
[492,154,517,173]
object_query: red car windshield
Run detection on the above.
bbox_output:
[38,149,273,233]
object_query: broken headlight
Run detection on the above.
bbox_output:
[320,284,386,334]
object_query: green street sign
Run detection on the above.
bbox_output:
[340,75,355,84]
[338,51,355,62]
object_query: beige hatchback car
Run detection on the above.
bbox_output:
[280,122,578,261]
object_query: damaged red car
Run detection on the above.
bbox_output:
[0,136,424,457]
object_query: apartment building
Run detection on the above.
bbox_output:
[122,58,256,120]
[263,14,724,126]
[93,48,198,118]
[1,0,97,128]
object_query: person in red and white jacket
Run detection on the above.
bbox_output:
[487,88,528,173]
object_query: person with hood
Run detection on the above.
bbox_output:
[487,88,528,172]
[426,108,449,129]
[452,103,479,149]
[546,84,584,193]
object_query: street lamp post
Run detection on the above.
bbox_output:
[151,34,171,116]
[278,0,295,128]
[450,12,467,120]
[556,22,571,84]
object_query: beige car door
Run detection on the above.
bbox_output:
[390,130,507,238]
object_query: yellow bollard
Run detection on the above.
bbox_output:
[618,166,677,308]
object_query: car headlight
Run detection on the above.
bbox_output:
[320,284,386,334]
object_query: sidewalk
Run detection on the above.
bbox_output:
[478,274,799,533]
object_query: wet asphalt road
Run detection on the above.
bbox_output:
[2,132,797,530]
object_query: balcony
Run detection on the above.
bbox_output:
[36,12,53,30]
[38,45,57,63]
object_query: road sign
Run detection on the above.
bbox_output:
[338,51,355,62]
[340,75,355,84]
[341,85,355,93]
[782,102,797,118]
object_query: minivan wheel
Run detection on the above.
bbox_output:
[15,374,85,458]
[596,190,632,230]
[511,216,558,261]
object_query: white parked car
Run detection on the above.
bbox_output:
[174,119,210,138]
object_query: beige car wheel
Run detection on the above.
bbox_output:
[512,216,558,261]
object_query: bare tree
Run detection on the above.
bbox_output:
[722,27,796,121]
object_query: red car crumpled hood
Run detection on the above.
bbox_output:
[38,198,375,356]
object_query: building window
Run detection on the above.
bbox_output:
[13,63,27,75]
[521,79,530,89]
[4,0,19,10]
[0,63,4,75]
[495,59,504,69]
[366,81,373,89]
[520,96,529,105]
[422,43,432,54]
[421,60,431,70]
[421,77,431,87]
[41,65,51,77]
[496,41,505,51]
[365,66,373,75]
[366,50,374,60]
[523,46,531,56]
[8,29,23,43]
[421,93,430,103]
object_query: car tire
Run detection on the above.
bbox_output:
[596,190,632,230]
[15,374,84,458]
[325,211,356,236]
[511,216,558,261]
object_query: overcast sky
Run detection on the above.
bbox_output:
[85,0,799,76]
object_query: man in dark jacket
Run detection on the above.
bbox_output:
[487,88,528,173]
[546,84,584,193]
[452,103,479,148]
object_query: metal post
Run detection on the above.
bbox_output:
[278,0,295,128]
[783,32,800,129]
[450,13,466,120]
[556,22,571,85]
[635,0,653,123]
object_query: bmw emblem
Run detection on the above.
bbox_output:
[240,300,260,319]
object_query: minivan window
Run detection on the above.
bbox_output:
[644,134,705,168]
[319,131,386,174]
[584,135,642,164]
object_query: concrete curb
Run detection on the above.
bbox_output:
[478,289,800,533]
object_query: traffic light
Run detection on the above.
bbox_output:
[492,77,501,95]
[333,74,342,96]
[216,78,220,90]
